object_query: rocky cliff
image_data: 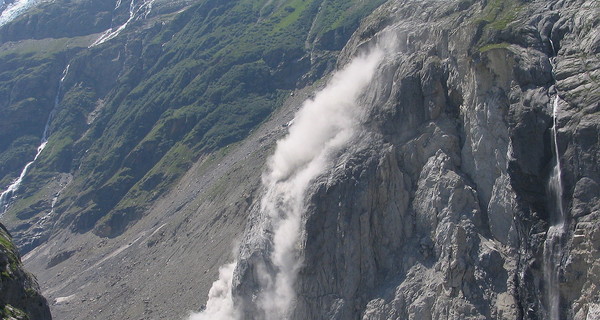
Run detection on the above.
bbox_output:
[0,0,598,319]
[207,0,600,319]
[0,223,51,319]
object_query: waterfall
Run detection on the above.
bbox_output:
[90,0,155,47]
[0,64,69,217]
[540,35,567,320]
[189,47,384,320]
[549,96,565,223]
[543,95,565,320]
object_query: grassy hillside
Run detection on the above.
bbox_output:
[0,0,385,247]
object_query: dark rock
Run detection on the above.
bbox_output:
[0,223,52,320]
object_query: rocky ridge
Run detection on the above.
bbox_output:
[0,223,51,319]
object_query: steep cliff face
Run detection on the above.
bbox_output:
[0,223,51,319]
[302,0,600,319]
[215,0,600,319]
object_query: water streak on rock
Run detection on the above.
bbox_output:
[0,64,69,217]
[90,0,155,47]
[543,95,566,320]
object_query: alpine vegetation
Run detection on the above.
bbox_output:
[190,46,384,320]
[0,64,69,216]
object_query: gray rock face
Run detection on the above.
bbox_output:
[231,0,600,319]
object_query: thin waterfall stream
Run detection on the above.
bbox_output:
[543,39,566,320]
[543,94,566,320]
[0,64,70,217]
[90,0,155,47]
[541,38,567,320]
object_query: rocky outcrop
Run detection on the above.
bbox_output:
[0,224,51,319]
[231,0,599,319]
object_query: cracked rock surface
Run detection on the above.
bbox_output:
[233,0,600,319]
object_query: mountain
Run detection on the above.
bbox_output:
[0,0,599,319]
[1,0,386,318]
[199,1,600,319]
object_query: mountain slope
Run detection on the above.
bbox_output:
[0,0,384,249]
[0,0,598,319]
[0,0,386,319]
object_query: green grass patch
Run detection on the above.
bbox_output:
[473,0,524,51]
[478,42,511,52]
[272,0,315,32]
[2,0,385,237]
[0,304,28,319]
[476,0,523,31]
[0,228,20,275]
